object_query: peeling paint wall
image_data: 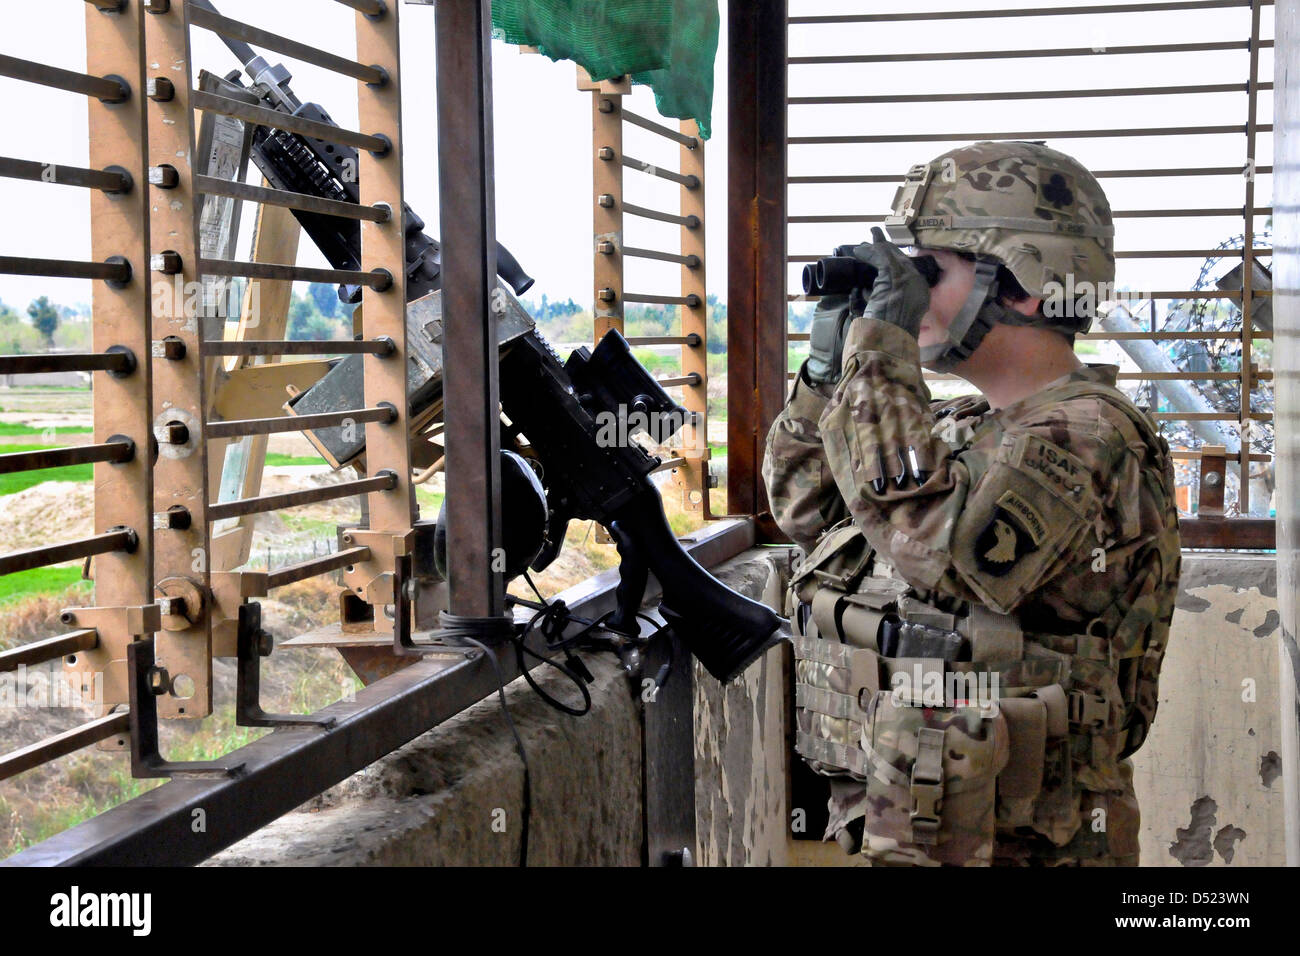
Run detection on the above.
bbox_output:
[1134,554,1287,866]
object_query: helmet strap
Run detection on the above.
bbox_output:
[919,259,1001,372]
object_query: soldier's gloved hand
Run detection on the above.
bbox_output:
[853,227,931,339]
[804,293,853,386]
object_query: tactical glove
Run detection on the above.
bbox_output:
[804,293,853,386]
[853,227,931,340]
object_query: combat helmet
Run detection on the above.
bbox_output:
[883,141,1115,371]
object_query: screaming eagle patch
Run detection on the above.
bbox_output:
[975,490,1048,577]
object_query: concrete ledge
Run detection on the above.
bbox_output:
[208,651,642,866]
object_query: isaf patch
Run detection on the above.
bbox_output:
[975,490,1047,576]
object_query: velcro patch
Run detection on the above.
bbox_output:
[1009,434,1092,511]
[1036,167,1077,215]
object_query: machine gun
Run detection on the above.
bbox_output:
[200,3,785,683]
[191,0,533,304]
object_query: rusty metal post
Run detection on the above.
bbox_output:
[145,0,213,718]
[436,0,504,620]
[84,0,153,619]
[584,70,629,341]
[355,2,414,539]
[677,120,709,516]
[727,0,788,541]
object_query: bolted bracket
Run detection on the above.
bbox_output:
[235,602,334,729]
[61,603,162,716]
[1198,444,1227,517]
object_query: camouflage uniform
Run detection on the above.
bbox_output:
[763,142,1181,867]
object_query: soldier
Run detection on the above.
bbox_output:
[762,141,1180,866]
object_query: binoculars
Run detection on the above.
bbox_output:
[802,245,941,297]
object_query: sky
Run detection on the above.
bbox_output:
[0,0,1276,317]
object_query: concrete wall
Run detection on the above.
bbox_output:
[209,547,1285,866]
[1133,554,1287,866]
[209,651,643,866]
[1271,0,1300,868]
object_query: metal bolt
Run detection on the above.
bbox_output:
[151,250,183,275]
[1205,471,1223,487]
[146,666,170,696]
[155,421,189,445]
[596,241,615,255]
[149,164,179,189]
[147,77,175,102]
[152,336,186,360]
[597,99,615,114]
[685,293,702,308]
[597,146,615,161]
[153,506,191,531]
[145,0,170,13]
[597,194,614,208]
[256,630,274,657]
[158,596,187,618]
[60,611,76,626]
[598,288,616,302]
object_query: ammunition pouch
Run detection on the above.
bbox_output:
[787,519,1131,865]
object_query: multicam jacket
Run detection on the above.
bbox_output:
[763,315,1181,861]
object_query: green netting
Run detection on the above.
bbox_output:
[491,0,719,139]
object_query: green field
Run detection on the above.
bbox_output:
[0,423,91,437]
[0,566,90,604]
[0,444,92,495]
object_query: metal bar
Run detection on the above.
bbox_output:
[0,156,132,192]
[438,0,503,621]
[1239,0,1264,514]
[190,89,388,153]
[85,0,155,704]
[2,518,755,865]
[1150,412,1272,420]
[201,338,394,356]
[0,256,131,282]
[0,713,130,784]
[622,154,700,188]
[206,471,397,522]
[265,546,370,590]
[729,0,788,542]
[0,440,133,476]
[789,0,1268,22]
[0,53,128,101]
[623,109,698,147]
[623,202,700,228]
[206,405,396,440]
[193,174,390,222]
[789,124,1267,145]
[0,351,135,375]
[334,0,387,15]
[1117,370,1273,379]
[788,39,1267,64]
[789,208,1271,223]
[788,82,1268,104]
[624,292,701,307]
[199,257,392,290]
[788,247,1274,261]
[591,89,625,342]
[656,375,703,388]
[623,246,701,267]
[789,168,1274,184]
[149,0,215,720]
[188,4,387,85]
[626,334,702,347]
[0,530,136,578]
[1179,517,1275,549]
[1077,330,1271,340]
[1170,449,1271,460]
[0,630,98,673]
